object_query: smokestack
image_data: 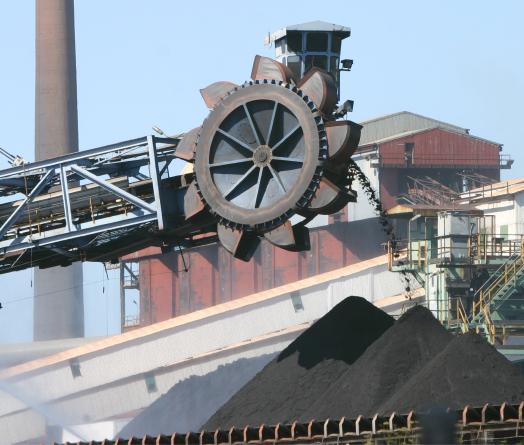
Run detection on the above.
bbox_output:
[34,0,84,340]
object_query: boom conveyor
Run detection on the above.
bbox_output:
[0,55,362,273]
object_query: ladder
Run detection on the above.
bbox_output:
[470,248,524,341]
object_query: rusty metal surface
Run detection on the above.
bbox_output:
[378,127,501,168]
[250,55,296,83]
[297,67,338,116]
[264,221,310,252]
[174,127,199,161]
[131,220,387,322]
[200,81,238,109]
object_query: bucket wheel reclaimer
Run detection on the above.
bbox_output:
[179,56,362,261]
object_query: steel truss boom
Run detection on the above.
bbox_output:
[0,135,213,274]
[0,55,362,272]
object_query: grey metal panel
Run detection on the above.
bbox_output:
[268,21,350,44]
[286,21,350,33]
[358,111,468,146]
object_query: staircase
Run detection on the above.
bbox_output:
[470,252,524,342]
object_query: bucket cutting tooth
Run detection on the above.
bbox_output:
[175,127,199,162]
[217,224,260,261]
[325,121,362,166]
[297,68,338,115]
[264,221,310,252]
[200,81,238,109]
[183,181,206,220]
[251,55,296,83]
[307,177,354,215]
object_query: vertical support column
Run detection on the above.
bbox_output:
[147,135,165,230]
[120,262,126,330]
[34,0,84,340]
[59,164,74,232]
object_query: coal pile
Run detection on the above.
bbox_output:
[118,354,275,438]
[301,305,453,420]
[379,332,524,414]
[202,297,394,430]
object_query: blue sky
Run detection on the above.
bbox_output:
[0,0,523,342]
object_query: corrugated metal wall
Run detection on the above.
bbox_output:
[379,128,500,167]
[359,111,467,146]
[135,220,387,325]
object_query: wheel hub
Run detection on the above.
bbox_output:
[253,145,272,166]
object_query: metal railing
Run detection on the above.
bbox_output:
[388,236,524,344]
[124,315,140,327]
[471,245,524,322]
[375,153,512,168]
[456,298,469,334]
[387,235,524,272]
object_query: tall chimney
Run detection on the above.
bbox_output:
[34,0,84,340]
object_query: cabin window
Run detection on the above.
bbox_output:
[286,55,302,79]
[305,55,328,73]
[286,32,302,52]
[331,36,342,53]
[306,32,328,51]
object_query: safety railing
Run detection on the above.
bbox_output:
[482,305,497,344]
[374,153,511,168]
[456,298,470,334]
[386,239,428,272]
[55,401,524,445]
[471,244,524,321]
[437,297,471,331]
[469,234,524,262]
[124,315,140,327]
[388,235,524,272]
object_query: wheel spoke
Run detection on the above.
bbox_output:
[266,101,278,145]
[243,103,262,147]
[217,128,255,153]
[271,124,301,151]
[224,164,257,199]
[271,156,303,164]
[251,166,264,209]
[210,158,252,168]
[268,164,286,194]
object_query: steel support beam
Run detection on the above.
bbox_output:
[0,136,179,180]
[59,164,74,232]
[70,165,157,213]
[0,169,55,239]
[147,135,165,230]
[0,213,158,255]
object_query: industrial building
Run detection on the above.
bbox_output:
[120,110,513,330]
[388,178,524,352]
[0,3,522,443]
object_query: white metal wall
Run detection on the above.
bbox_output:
[0,260,407,444]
